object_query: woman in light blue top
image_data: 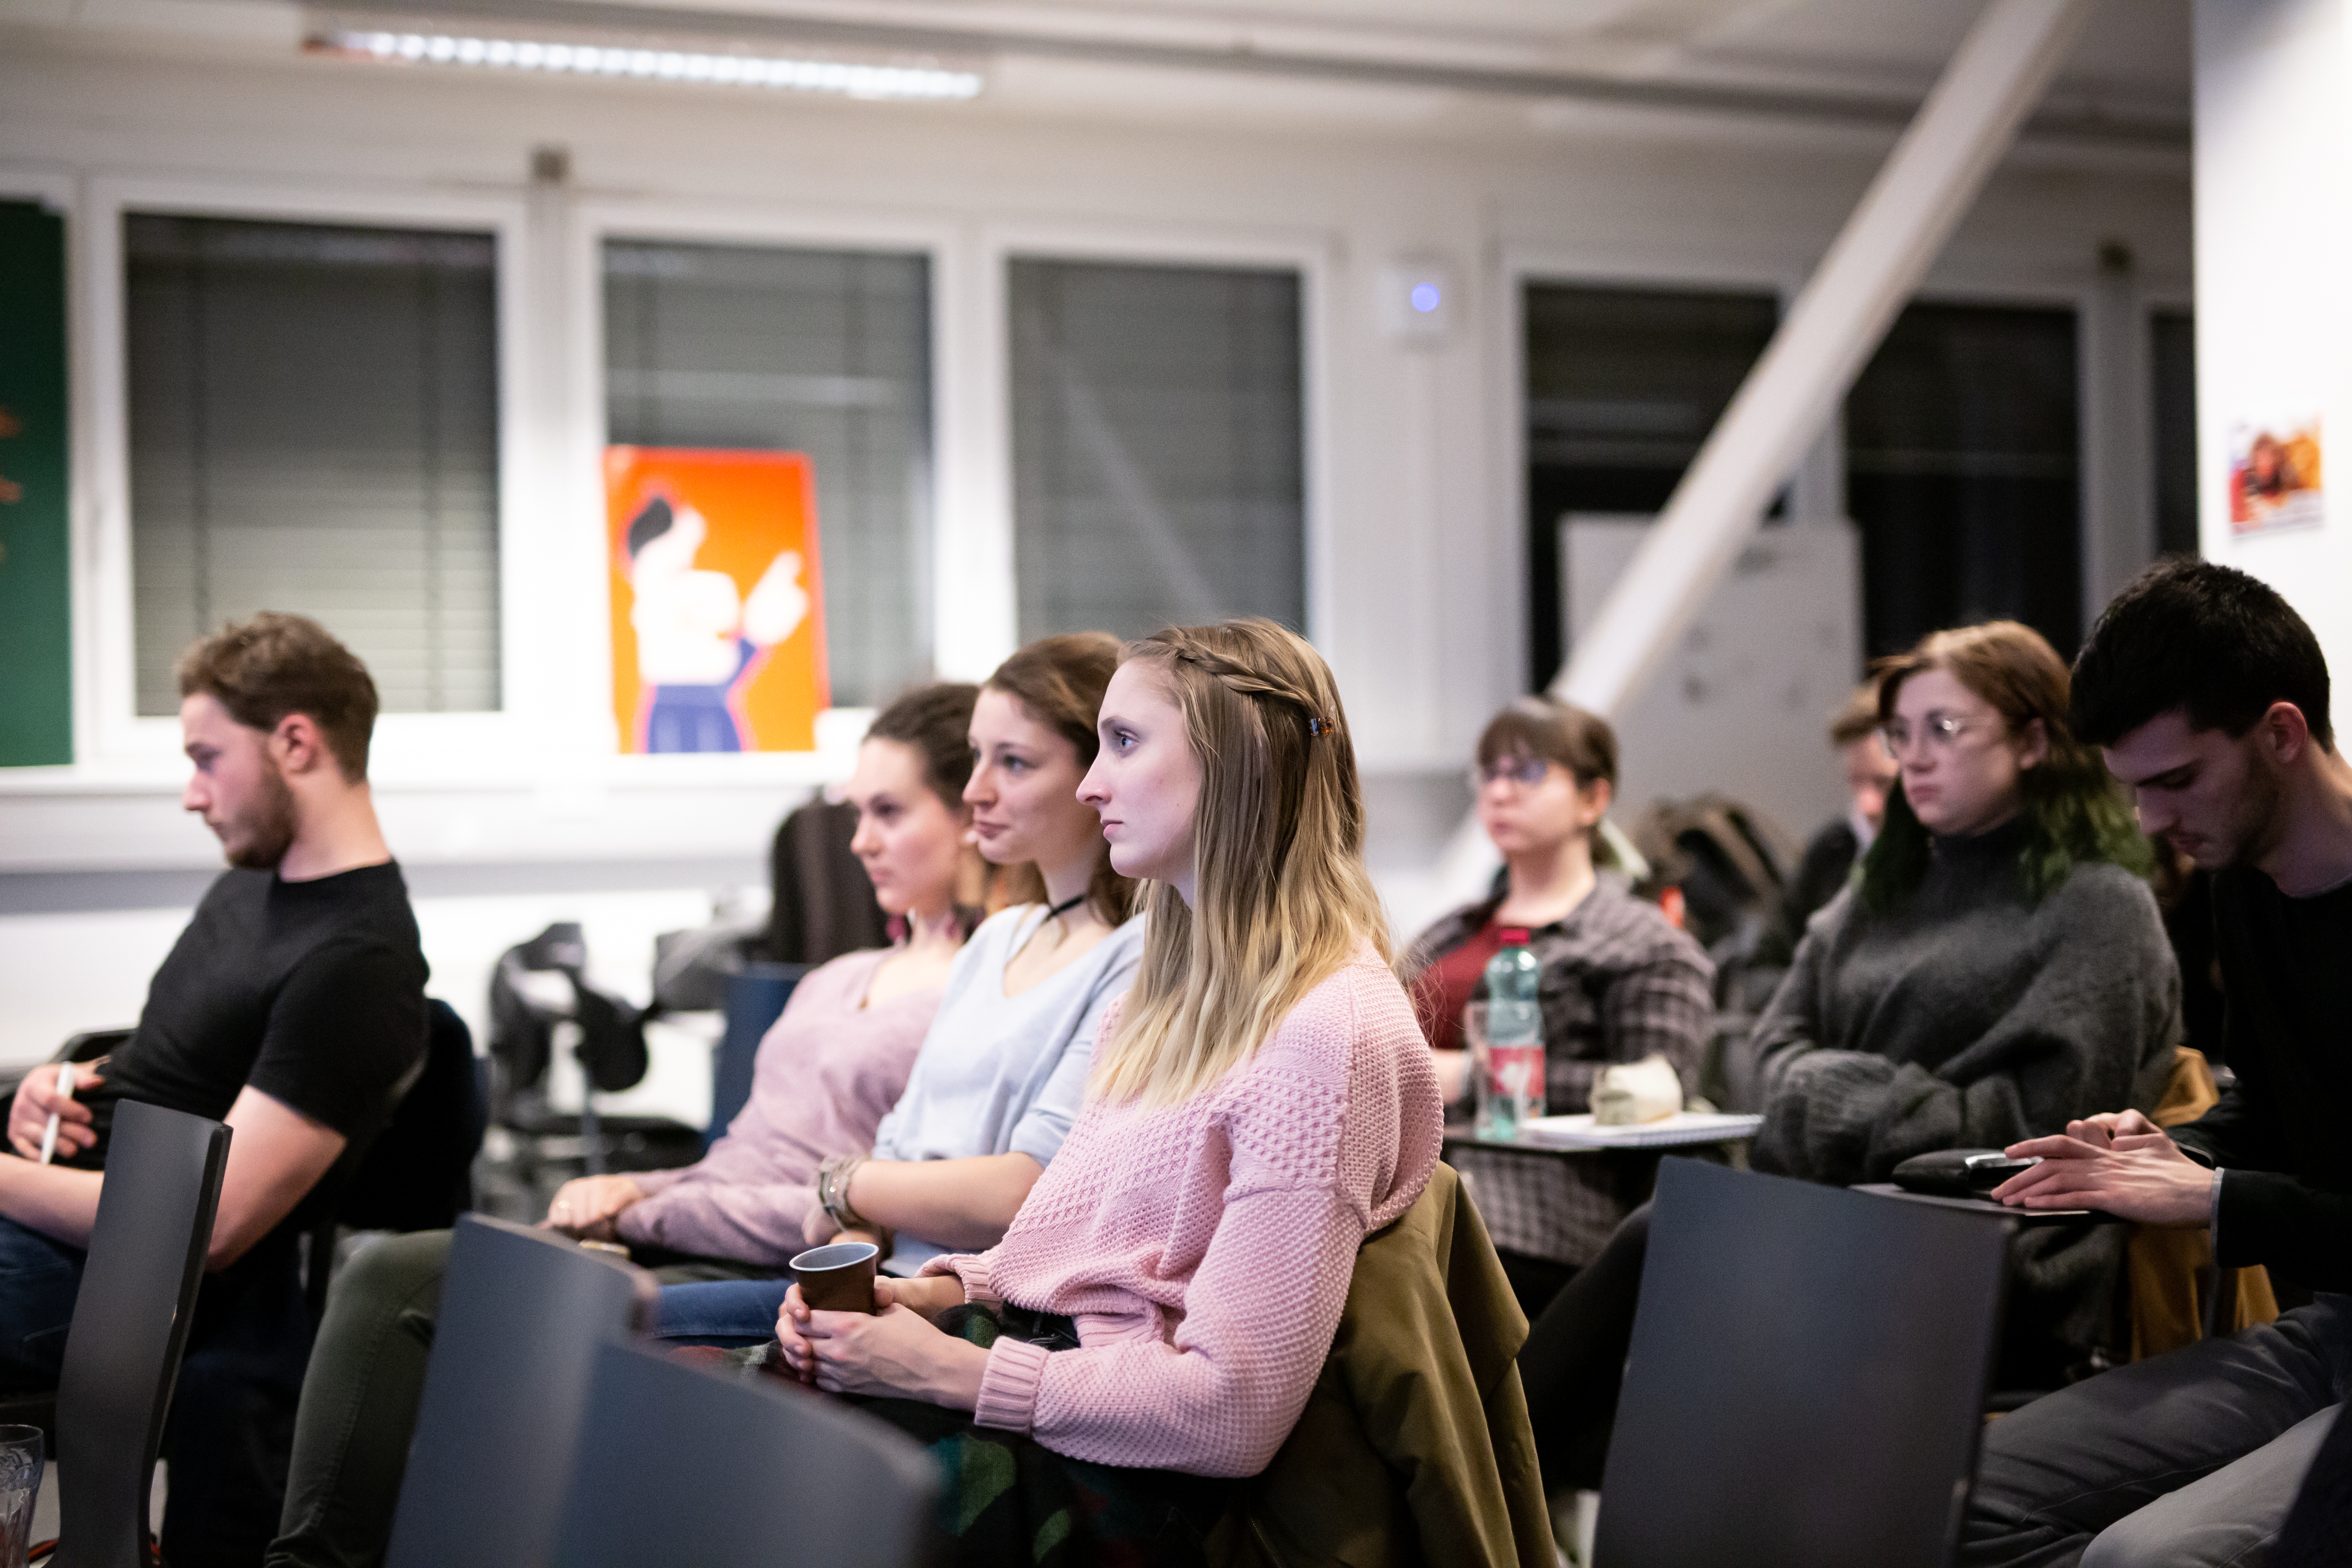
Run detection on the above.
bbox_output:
[659,632,1142,1339]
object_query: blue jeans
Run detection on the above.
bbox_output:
[654,1276,794,1347]
[0,1215,314,1568]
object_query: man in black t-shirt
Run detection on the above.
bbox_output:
[1964,562,2352,1568]
[0,614,426,1568]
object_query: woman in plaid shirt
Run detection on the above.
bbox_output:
[1400,697,1715,1316]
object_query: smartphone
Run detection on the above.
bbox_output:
[1963,1154,2041,1192]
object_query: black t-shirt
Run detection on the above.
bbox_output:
[2174,868,2352,1290]
[71,861,430,1241]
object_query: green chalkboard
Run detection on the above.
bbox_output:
[0,199,71,767]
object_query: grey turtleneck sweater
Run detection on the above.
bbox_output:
[1731,819,2182,1376]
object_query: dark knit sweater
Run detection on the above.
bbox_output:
[1731,818,2182,1375]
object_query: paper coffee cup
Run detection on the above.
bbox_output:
[790,1240,881,1313]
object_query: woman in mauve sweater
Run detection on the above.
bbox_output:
[541,682,983,1263]
[779,619,1443,1563]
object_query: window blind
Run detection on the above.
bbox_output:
[2151,309,2198,560]
[604,239,932,708]
[126,213,501,715]
[1009,257,1304,641]
[1523,283,1779,690]
[1845,303,2081,657]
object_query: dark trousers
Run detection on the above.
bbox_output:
[1962,1296,2352,1568]
[0,1214,312,1568]
[1517,1199,1651,1494]
[268,1231,779,1568]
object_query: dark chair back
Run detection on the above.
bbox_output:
[757,800,888,965]
[710,963,806,1147]
[52,1099,231,1568]
[338,999,487,1234]
[383,1215,657,1568]
[1595,1159,2011,1568]
[551,1342,939,1568]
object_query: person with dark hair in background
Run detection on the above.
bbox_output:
[1518,620,2179,1502]
[0,613,427,1566]
[1776,680,1900,943]
[1399,696,1713,1316]
[1967,561,2352,1568]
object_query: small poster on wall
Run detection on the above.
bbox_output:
[2228,417,2324,534]
[606,447,829,753]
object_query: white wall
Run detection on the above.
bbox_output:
[2192,0,2352,664]
[0,6,2191,1061]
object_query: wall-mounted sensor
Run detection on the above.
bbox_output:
[1381,261,1457,345]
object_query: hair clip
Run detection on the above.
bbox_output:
[1307,716,1331,737]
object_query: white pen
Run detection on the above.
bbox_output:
[37,1062,74,1166]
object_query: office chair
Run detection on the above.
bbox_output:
[1595,1158,2011,1568]
[552,1341,940,1568]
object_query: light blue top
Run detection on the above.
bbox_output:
[873,903,1145,1270]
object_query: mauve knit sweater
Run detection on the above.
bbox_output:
[619,949,940,1263]
[924,948,1443,1477]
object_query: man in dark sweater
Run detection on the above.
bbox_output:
[0,614,427,1567]
[1966,561,2352,1568]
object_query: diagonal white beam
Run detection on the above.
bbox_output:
[1556,0,2095,717]
[1434,0,2096,903]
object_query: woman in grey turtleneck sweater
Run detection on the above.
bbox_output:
[1521,621,2181,1491]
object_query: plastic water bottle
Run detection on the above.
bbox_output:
[1477,930,1546,1140]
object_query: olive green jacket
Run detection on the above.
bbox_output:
[1212,1161,1552,1568]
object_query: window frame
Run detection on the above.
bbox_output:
[980,218,1335,659]
[571,195,962,732]
[80,174,536,773]
[1501,248,1817,710]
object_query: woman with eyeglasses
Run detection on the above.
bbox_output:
[1398,696,1713,1316]
[1516,621,2181,1498]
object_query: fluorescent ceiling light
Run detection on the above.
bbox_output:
[310,29,982,100]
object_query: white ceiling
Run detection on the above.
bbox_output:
[10,0,2189,142]
[556,0,2189,109]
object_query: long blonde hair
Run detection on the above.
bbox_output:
[1090,619,1390,1106]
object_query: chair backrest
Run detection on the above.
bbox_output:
[338,999,488,1234]
[550,1342,939,1568]
[53,1098,231,1568]
[383,1216,658,1568]
[1595,1159,2011,1568]
[710,963,806,1147]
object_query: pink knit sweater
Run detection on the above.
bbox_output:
[924,947,1442,1477]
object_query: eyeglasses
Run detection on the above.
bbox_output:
[1472,756,1557,789]
[1879,714,1996,757]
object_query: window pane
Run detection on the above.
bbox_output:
[1845,303,2081,659]
[1523,283,1778,690]
[2151,309,2198,559]
[126,214,501,715]
[604,240,931,708]
[1009,257,1304,641]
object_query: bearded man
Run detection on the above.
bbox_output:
[0,612,427,1568]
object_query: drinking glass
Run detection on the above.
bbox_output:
[0,1424,42,1568]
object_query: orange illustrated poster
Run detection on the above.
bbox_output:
[606,447,830,753]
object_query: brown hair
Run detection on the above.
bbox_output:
[1862,620,2147,910]
[1093,619,1388,1105]
[1477,696,1618,789]
[865,682,981,809]
[985,633,1138,926]
[1829,681,1883,747]
[176,613,379,780]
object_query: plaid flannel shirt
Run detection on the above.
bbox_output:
[1401,878,1716,1264]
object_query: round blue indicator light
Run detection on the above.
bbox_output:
[1409,282,1441,314]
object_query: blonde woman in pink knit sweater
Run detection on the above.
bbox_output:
[778,619,1443,1564]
